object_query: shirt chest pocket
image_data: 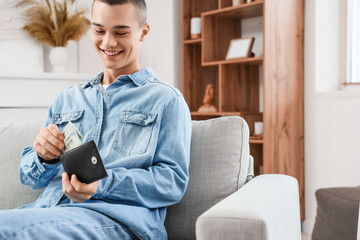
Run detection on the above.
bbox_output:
[113,111,157,157]
[53,110,85,133]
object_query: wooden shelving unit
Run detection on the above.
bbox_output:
[182,0,304,219]
[183,39,202,45]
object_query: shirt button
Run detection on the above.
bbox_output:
[105,93,110,97]
[58,118,61,121]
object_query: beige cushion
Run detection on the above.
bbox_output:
[0,122,43,210]
[165,116,251,239]
[0,116,252,240]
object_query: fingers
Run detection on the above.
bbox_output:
[62,173,98,202]
[34,135,61,159]
[47,124,65,142]
[46,125,65,149]
[33,124,65,161]
[62,173,88,202]
[44,125,65,151]
[70,175,99,195]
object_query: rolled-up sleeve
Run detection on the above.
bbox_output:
[19,103,61,189]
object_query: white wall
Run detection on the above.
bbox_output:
[303,0,360,233]
[0,73,93,122]
[0,0,181,122]
[141,0,182,88]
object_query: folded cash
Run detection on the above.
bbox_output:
[63,121,83,153]
[64,121,83,139]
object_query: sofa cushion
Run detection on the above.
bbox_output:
[0,122,44,210]
[165,116,251,239]
[312,186,360,240]
[0,117,252,239]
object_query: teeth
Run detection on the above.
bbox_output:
[103,50,121,56]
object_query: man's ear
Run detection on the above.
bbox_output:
[139,23,150,42]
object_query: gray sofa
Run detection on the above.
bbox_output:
[0,116,301,239]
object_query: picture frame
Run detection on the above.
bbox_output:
[225,37,255,60]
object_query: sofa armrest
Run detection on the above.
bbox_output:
[196,174,301,240]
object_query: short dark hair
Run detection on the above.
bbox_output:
[92,0,147,26]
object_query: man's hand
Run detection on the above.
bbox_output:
[33,124,65,161]
[62,172,99,202]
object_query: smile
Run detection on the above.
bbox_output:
[101,49,124,57]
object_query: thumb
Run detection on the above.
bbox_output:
[62,172,69,181]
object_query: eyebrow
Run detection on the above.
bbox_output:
[92,22,131,29]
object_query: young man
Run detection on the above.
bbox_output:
[0,0,192,239]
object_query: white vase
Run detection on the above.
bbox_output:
[190,17,201,39]
[254,121,263,135]
[49,46,68,73]
[232,0,241,6]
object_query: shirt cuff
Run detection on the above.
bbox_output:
[34,154,60,175]
[38,155,61,165]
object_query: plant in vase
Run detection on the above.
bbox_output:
[17,0,91,72]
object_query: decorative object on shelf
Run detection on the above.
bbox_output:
[182,0,304,220]
[254,121,263,136]
[225,37,255,60]
[232,0,243,6]
[246,0,253,3]
[190,17,201,39]
[17,0,91,73]
[197,84,217,113]
[48,46,68,73]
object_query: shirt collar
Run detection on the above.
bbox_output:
[82,72,102,89]
[82,67,155,89]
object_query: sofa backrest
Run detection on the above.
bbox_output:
[0,116,252,240]
[165,116,251,239]
[0,121,44,210]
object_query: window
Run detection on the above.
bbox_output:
[347,0,360,83]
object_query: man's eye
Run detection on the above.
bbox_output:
[95,29,105,34]
[116,32,127,36]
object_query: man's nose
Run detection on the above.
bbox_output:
[102,33,117,48]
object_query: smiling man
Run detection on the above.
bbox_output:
[0,0,192,239]
[91,0,149,83]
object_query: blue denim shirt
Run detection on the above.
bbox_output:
[19,68,192,239]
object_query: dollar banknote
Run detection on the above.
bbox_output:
[62,121,83,153]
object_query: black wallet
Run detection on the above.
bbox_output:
[60,140,108,184]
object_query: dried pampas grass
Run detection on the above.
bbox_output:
[18,0,90,47]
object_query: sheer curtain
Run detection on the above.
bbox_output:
[348,0,360,83]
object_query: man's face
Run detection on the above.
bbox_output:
[91,1,148,74]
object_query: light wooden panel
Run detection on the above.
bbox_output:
[182,0,218,40]
[220,64,259,112]
[194,0,218,14]
[182,0,192,40]
[203,16,242,63]
[263,0,305,219]
[250,143,263,176]
[220,0,234,8]
[183,44,219,112]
